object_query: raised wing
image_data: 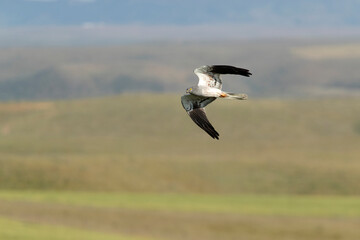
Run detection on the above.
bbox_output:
[181,94,219,139]
[194,65,252,90]
[194,65,223,89]
[194,71,222,89]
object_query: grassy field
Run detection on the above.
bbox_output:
[0,217,153,240]
[0,94,359,193]
[1,191,360,217]
[0,94,360,239]
[1,191,360,240]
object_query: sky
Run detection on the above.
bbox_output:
[1,0,360,45]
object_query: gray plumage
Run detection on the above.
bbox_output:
[181,65,252,139]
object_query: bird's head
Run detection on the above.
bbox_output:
[186,87,193,93]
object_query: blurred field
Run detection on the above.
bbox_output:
[1,192,360,240]
[0,217,151,240]
[1,191,360,217]
[292,43,360,60]
[0,94,359,193]
[0,94,360,239]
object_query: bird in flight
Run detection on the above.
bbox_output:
[181,65,252,140]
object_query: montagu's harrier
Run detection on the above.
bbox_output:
[181,65,252,140]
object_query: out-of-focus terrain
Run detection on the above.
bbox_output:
[0,94,360,240]
[0,39,360,240]
[1,40,360,100]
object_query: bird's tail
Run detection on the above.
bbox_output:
[220,92,248,100]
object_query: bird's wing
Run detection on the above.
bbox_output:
[209,65,252,77]
[194,65,252,90]
[181,94,219,139]
[195,69,222,90]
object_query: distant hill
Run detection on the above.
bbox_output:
[0,40,359,101]
[0,67,163,100]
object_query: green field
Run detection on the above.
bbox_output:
[1,191,360,217]
[1,94,360,239]
[0,217,153,240]
[1,191,360,240]
[1,94,360,194]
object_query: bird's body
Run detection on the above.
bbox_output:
[188,85,223,98]
[181,65,252,139]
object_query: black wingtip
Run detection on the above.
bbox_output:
[208,128,220,140]
[244,71,252,77]
[188,108,220,140]
[210,65,252,77]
